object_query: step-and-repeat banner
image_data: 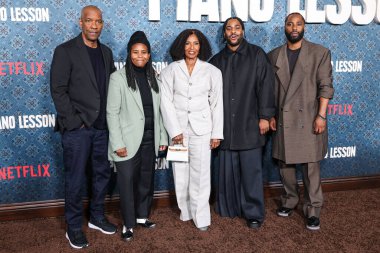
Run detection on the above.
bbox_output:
[0,0,379,205]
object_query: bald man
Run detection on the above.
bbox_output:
[51,5,117,248]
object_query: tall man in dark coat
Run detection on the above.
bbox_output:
[209,17,275,229]
[50,5,117,249]
[268,12,334,230]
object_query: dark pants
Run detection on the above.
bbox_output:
[62,127,111,230]
[215,148,265,223]
[115,129,155,228]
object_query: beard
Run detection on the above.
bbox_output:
[285,29,304,44]
[226,35,243,47]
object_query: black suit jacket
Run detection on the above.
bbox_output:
[50,33,116,133]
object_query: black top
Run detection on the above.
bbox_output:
[287,47,301,76]
[86,45,107,129]
[134,65,154,130]
[50,34,116,133]
[209,39,275,150]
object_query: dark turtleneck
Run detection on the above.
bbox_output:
[133,65,154,130]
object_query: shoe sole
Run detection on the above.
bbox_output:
[306,225,320,231]
[65,232,89,249]
[88,222,117,235]
[138,223,156,229]
[247,223,261,229]
[277,211,292,217]
[122,236,134,242]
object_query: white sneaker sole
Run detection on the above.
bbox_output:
[277,211,291,217]
[306,225,320,230]
[65,232,89,249]
[88,222,116,235]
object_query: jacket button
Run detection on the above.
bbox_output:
[281,108,283,111]
[189,83,192,86]
[188,111,191,114]
[299,109,303,112]
[189,97,192,100]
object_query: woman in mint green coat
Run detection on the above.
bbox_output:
[106,31,167,242]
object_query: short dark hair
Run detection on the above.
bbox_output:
[169,29,212,61]
[222,17,245,43]
[285,12,305,24]
[222,17,245,33]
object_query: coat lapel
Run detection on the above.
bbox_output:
[129,86,144,115]
[190,58,202,77]
[151,88,159,117]
[100,44,110,93]
[121,70,144,114]
[178,58,202,77]
[275,45,290,95]
[75,34,98,91]
[178,59,190,78]
[284,40,308,104]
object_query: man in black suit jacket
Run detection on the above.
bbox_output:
[50,5,116,249]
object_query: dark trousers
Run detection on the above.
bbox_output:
[216,148,265,223]
[62,127,111,230]
[115,130,155,228]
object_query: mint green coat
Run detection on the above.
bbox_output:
[106,68,168,162]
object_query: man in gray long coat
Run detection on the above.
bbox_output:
[268,12,334,230]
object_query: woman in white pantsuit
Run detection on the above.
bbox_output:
[159,29,223,231]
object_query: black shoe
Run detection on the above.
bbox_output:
[276,206,293,217]
[306,216,320,230]
[246,219,261,229]
[88,218,117,235]
[121,229,133,241]
[137,219,156,229]
[66,229,89,249]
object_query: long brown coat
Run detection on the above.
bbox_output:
[268,40,334,164]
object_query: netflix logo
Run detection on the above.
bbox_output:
[0,62,44,76]
[328,104,353,116]
[0,164,51,180]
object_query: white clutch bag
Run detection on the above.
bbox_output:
[166,145,188,162]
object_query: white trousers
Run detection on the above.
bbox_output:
[172,124,211,228]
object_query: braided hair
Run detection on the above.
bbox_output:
[124,49,159,93]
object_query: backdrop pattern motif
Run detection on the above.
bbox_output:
[0,0,379,204]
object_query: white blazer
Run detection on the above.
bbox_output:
[159,59,223,140]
